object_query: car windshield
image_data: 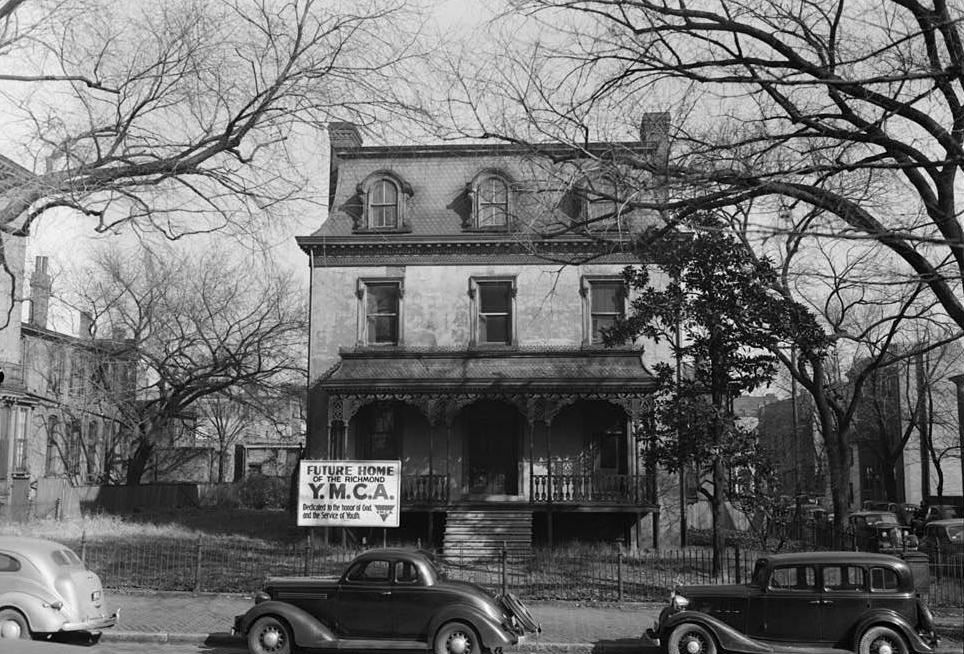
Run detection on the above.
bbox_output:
[865,512,899,525]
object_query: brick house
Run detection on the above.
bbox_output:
[298,121,672,554]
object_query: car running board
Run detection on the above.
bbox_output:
[309,640,426,650]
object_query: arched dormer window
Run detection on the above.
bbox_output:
[465,170,513,231]
[353,172,413,233]
[369,178,399,229]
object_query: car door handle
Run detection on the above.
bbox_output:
[380,591,392,596]
[808,600,822,605]
[822,600,834,607]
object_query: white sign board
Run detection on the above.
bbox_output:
[297,460,401,527]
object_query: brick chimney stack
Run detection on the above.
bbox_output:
[327,122,363,209]
[29,256,51,328]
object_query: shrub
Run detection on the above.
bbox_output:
[238,474,288,510]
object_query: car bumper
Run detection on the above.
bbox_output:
[60,610,119,633]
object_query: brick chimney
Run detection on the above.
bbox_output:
[328,122,363,208]
[29,256,51,328]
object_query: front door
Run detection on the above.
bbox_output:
[335,558,396,638]
[760,564,822,644]
[466,410,518,496]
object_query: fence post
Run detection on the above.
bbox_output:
[500,541,507,597]
[733,542,741,584]
[616,539,624,603]
[193,536,203,592]
[80,530,87,564]
[54,498,61,521]
[304,534,313,576]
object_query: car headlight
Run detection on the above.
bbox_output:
[670,592,689,610]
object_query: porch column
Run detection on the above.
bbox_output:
[546,419,553,547]
[527,419,535,503]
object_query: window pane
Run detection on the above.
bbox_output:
[591,283,624,313]
[769,565,816,590]
[478,205,507,227]
[367,285,399,314]
[480,177,507,203]
[592,316,617,343]
[479,283,510,313]
[480,315,510,344]
[369,316,397,344]
[824,565,866,591]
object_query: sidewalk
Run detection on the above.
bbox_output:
[100,590,963,652]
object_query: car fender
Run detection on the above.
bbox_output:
[0,590,66,633]
[661,610,797,654]
[851,610,935,653]
[237,600,337,647]
[427,604,517,649]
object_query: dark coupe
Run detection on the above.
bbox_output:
[647,551,938,654]
[234,548,539,654]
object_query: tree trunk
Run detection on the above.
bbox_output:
[711,455,726,578]
[125,440,154,486]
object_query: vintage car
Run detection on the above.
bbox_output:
[234,548,539,654]
[0,536,117,641]
[847,511,918,553]
[647,551,939,654]
[919,518,964,576]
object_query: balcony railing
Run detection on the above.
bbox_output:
[532,473,651,505]
[400,473,652,506]
[401,474,450,503]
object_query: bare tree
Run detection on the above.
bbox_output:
[0,0,428,280]
[447,0,964,331]
[68,243,306,485]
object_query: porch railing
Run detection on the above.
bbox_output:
[531,473,651,505]
[401,474,450,503]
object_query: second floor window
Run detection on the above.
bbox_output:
[368,179,399,229]
[476,280,514,345]
[587,279,625,344]
[360,280,402,345]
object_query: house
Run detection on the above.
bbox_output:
[297,120,673,554]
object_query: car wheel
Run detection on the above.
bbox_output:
[434,621,479,654]
[248,616,293,654]
[667,623,717,654]
[0,609,31,640]
[858,626,908,654]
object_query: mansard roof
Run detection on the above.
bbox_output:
[297,139,663,263]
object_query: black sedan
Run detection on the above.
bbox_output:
[647,551,938,654]
[234,548,539,654]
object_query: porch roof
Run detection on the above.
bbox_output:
[319,348,656,394]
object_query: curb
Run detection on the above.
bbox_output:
[99,631,963,653]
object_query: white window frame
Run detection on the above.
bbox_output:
[474,175,510,228]
[468,276,517,346]
[367,178,400,229]
[580,276,626,346]
[357,278,404,346]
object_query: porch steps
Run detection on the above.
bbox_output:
[442,510,533,561]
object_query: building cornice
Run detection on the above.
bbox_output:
[297,234,645,266]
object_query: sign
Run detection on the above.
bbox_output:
[297,460,401,527]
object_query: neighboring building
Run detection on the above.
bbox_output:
[298,120,672,553]
[755,394,824,500]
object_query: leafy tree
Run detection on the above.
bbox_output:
[608,214,824,574]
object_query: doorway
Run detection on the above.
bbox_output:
[463,402,520,496]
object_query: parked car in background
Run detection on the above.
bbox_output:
[919,519,964,577]
[234,548,539,654]
[0,536,117,641]
[647,551,939,654]
[847,511,918,553]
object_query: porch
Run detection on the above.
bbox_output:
[400,472,653,507]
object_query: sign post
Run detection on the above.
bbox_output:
[297,460,401,528]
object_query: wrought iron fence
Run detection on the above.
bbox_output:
[66,536,964,608]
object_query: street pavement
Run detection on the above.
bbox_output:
[97,590,964,652]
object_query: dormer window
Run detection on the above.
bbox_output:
[476,175,509,228]
[463,170,513,231]
[352,172,412,233]
[368,178,399,229]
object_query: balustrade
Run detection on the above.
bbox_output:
[401,474,449,503]
[530,473,650,504]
